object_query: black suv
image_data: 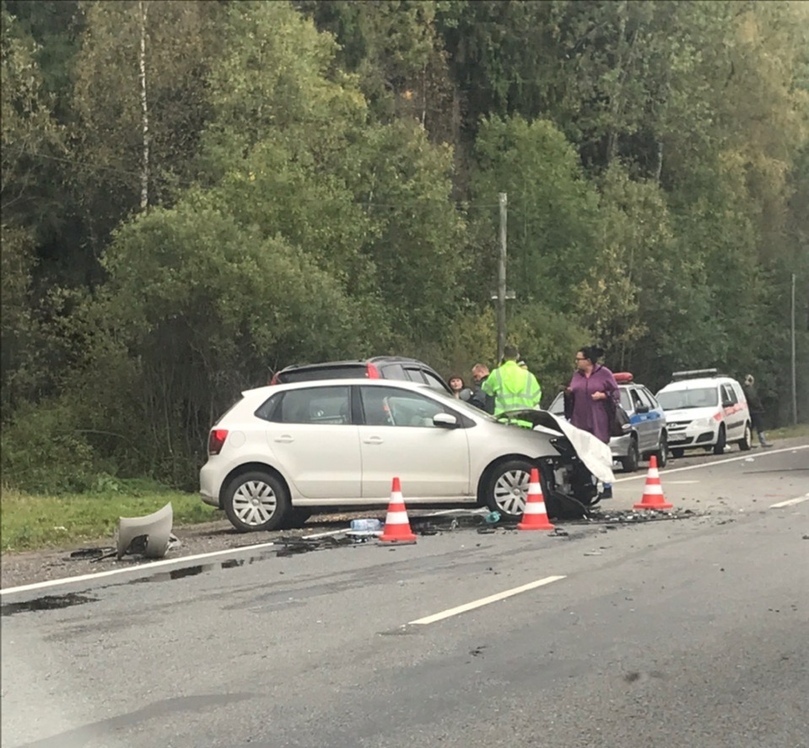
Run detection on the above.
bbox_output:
[270,356,452,395]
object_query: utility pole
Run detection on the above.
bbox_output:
[497,192,507,362]
[791,272,798,425]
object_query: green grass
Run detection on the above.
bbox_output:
[769,422,809,440]
[1,478,218,553]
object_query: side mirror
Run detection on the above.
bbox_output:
[635,405,650,414]
[433,413,459,428]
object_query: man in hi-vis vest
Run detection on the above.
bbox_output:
[482,344,542,422]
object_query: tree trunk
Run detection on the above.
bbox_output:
[655,140,663,184]
[138,0,149,212]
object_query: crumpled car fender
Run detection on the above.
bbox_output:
[499,409,615,484]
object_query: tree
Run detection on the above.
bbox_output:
[470,115,600,311]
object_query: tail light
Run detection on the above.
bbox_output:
[366,363,381,379]
[208,429,228,455]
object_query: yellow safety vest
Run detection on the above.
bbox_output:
[482,360,542,421]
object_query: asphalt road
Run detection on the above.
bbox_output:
[2,443,807,748]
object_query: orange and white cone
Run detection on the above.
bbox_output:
[379,477,417,544]
[517,468,555,531]
[633,455,673,510]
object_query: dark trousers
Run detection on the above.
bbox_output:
[750,411,767,442]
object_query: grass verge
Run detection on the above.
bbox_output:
[1,478,218,553]
[769,422,809,440]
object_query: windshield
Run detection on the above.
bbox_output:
[656,387,718,410]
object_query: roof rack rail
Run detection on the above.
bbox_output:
[671,368,720,381]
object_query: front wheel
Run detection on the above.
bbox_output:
[713,426,727,455]
[655,435,669,468]
[484,459,536,520]
[738,422,753,451]
[223,470,290,532]
[671,447,685,459]
[620,438,640,473]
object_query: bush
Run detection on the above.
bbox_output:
[0,398,104,494]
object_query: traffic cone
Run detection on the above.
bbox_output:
[517,468,555,531]
[633,455,673,510]
[379,477,417,544]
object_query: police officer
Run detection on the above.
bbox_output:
[482,344,542,421]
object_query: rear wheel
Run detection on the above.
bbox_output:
[223,470,289,532]
[484,459,536,520]
[712,426,727,455]
[738,422,753,451]
[620,437,640,473]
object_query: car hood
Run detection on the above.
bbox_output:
[662,406,719,422]
[503,409,615,484]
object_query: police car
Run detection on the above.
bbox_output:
[548,372,668,472]
[655,369,752,457]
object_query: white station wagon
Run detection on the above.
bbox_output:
[655,369,752,456]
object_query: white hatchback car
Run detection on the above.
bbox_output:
[200,379,614,531]
[655,369,753,456]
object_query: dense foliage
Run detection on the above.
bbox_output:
[2,0,807,491]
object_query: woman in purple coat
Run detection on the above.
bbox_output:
[564,345,620,497]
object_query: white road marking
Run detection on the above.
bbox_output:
[769,494,809,509]
[614,444,808,483]
[408,575,566,625]
[302,529,346,540]
[0,541,277,598]
[664,480,700,485]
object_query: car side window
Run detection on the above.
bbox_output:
[380,363,406,380]
[630,388,644,410]
[265,386,351,425]
[619,389,632,411]
[255,394,281,422]
[722,384,737,406]
[637,388,656,409]
[404,367,427,385]
[360,386,449,428]
[422,370,449,392]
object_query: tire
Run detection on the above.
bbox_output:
[484,459,536,520]
[223,470,290,533]
[671,448,685,459]
[620,437,640,473]
[655,434,669,468]
[738,422,753,451]
[712,425,727,455]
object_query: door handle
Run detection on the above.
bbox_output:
[274,435,294,443]
[363,436,384,444]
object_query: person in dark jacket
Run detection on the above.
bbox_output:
[467,363,495,414]
[743,374,772,447]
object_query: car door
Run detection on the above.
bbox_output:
[261,385,361,499]
[720,383,744,440]
[626,386,653,453]
[639,387,665,451]
[357,385,471,500]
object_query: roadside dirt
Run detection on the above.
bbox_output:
[0,509,390,590]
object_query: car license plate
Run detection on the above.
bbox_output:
[669,435,687,443]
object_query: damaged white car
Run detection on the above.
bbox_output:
[200,379,614,532]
